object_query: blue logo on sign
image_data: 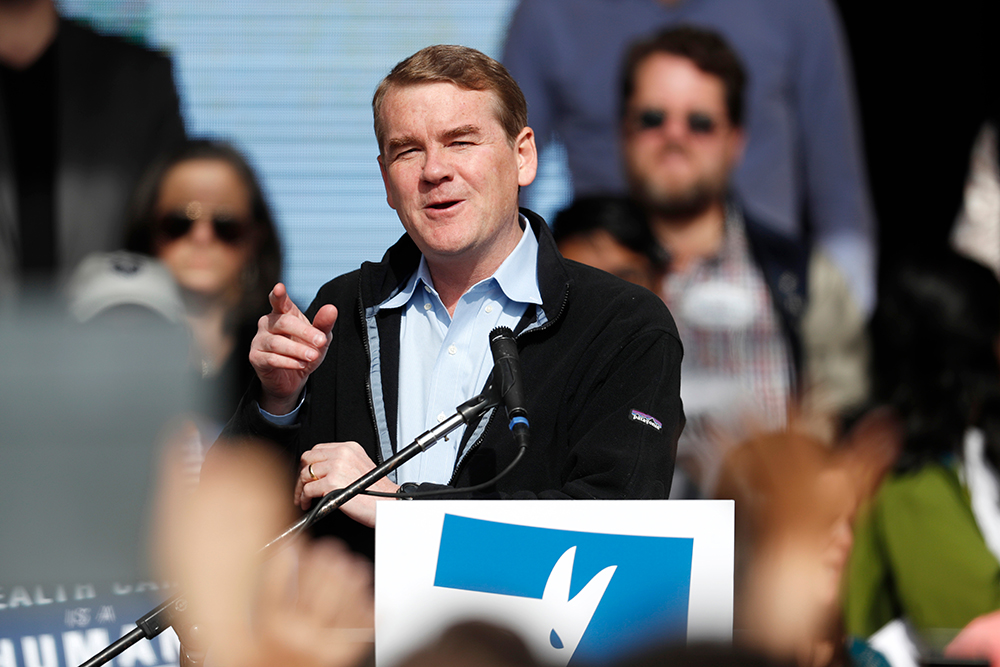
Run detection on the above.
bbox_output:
[433,514,694,664]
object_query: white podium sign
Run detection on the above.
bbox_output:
[375,500,733,667]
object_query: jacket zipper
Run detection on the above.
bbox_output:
[359,289,384,466]
[446,289,571,486]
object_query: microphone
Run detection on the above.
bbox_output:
[489,326,529,451]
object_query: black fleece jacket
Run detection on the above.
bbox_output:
[220,209,684,557]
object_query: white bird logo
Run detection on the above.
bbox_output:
[427,545,617,666]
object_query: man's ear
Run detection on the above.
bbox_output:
[378,154,397,210]
[515,126,538,187]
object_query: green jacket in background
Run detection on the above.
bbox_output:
[844,460,1000,638]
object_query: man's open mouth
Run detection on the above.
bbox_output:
[427,201,461,211]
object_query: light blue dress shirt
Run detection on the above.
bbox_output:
[261,218,543,485]
[378,219,542,484]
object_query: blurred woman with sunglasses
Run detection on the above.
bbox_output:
[125,139,281,426]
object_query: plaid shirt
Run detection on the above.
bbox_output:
[663,204,793,435]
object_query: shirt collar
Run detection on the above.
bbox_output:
[379,214,542,309]
[490,214,543,305]
[378,258,427,310]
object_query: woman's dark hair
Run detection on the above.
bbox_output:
[553,195,670,271]
[871,250,1000,470]
[124,139,282,326]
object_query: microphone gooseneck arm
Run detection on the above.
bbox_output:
[263,387,497,552]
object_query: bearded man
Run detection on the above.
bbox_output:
[620,27,867,496]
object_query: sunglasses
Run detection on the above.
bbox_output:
[156,210,250,245]
[631,109,719,135]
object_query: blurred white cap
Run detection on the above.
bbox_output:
[66,251,185,323]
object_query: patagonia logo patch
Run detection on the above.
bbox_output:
[630,410,662,431]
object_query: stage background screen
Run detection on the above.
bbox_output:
[58,0,572,306]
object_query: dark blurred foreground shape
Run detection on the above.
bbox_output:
[0,0,185,293]
[845,251,1000,644]
[0,295,196,587]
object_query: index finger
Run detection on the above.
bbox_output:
[268,283,301,317]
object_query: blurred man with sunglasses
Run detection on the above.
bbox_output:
[620,27,868,497]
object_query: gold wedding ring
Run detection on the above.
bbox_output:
[308,463,319,481]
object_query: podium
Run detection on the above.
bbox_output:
[375,499,733,666]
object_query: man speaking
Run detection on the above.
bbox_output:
[221,45,684,555]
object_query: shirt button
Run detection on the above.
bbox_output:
[485,304,493,313]
[437,412,446,423]
[423,285,432,293]
[448,344,457,355]
[424,303,432,311]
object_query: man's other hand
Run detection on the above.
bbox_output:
[296,441,400,528]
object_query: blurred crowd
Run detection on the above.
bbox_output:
[2,0,1000,666]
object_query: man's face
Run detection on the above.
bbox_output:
[377,82,537,272]
[622,53,744,218]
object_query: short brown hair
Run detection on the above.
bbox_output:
[621,26,747,127]
[373,44,528,154]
